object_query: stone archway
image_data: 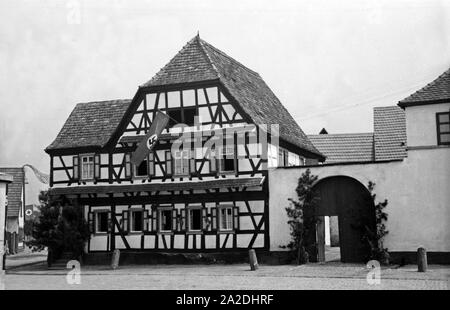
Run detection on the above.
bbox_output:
[310,176,376,263]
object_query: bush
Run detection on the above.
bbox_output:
[26,191,90,265]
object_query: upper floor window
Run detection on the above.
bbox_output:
[81,155,94,180]
[219,146,236,173]
[134,158,148,178]
[168,107,198,127]
[174,150,190,176]
[278,147,289,167]
[436,112,450,145]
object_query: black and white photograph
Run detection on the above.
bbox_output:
[0,0,449,294]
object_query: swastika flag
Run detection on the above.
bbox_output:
[131,111,170,166]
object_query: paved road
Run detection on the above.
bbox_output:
[3,263,449,290]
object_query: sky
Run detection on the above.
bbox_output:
[0,0,449,173]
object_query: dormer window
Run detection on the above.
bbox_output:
[168,107,198,127]
[436,112,450,145]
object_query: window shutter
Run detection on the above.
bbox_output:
[88,212,94,233]
[73,156,79,180]
[180,209,186,232]
[211,208,217,231]
[165,150,172,176]
[94,154,101,180]
[143,210,150,231]
[233,206,240,230]
[151,209,157,232]
[107,212,112,233]
[172,209,178,231]
[148,153,154,176]
[210,151,217,174]
[122,211,129,232]
[124,153,132,179]
[201,208,208,230]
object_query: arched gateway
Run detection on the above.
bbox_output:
[310,176,376,263]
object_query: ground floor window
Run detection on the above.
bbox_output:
[159,208,173,232]
[95,211,109,233]
[188,207,202,232]
[130,209,144,232]
[219,206,233,231]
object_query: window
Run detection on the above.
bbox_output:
[134,158,148,177]
[219,147,235,173]
[437,112,450,145]
[159,209,173,232]
[219,207,233,231]
[278,147,289,167]
[81,155,94,180]
[174,150,190,176]
[95,212,109,233]
[188,208,202,232]
[168,107,198,127]
[130,210,143,232]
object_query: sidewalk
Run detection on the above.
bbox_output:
[5,247,47,270]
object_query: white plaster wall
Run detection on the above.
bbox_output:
[269,147,450,253]
[406,102,450,147]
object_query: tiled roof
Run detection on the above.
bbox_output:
[398,67,450,107]
[46,99,132,151]
[374,106,407,161]
[307,133,374,164]
[144,36,323,159]
[50,177,264,196]
[308,106,407,164]
[0,167,24,217]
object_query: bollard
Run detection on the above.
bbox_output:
[111,249,120,270]
[248,249,259,271]
[417,247,427,272]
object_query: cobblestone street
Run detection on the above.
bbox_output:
[3,262,449,290]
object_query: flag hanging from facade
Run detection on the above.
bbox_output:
[131,111,170,166]
[23,164,49,184]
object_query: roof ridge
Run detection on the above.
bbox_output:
[196,37,221,79]
[143,36,220,87]
[199,38,260,77]
[76,99,131,106]
[308,132,374,137]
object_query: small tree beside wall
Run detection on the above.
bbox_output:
[283,169,319,264]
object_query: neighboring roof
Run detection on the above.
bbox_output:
[143,35,323,159]
[398,67,450,107]
[0,172,13,183]
[50,177,264,196]
[0,168,24,217]
[307,133,374,164]
[308,106,407,164]
[46,99,132,151]
[374,106,407,161]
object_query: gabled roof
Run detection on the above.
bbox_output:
[0,167,24,217]
[308,106,406,164]
[46,99,132,152]
[307,133,374,164]
[374,106,407,161]
[143,35,323,158]
[398,67,450,107]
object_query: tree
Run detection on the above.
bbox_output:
[26,191,90,266]
[285,169,319,264]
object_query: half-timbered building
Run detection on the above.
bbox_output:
[45,35,324,258]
